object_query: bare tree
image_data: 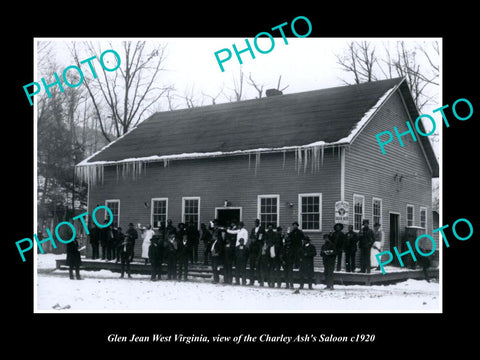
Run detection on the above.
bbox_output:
[202,85,224,105]
[246,72,265,98]
[165,89,179,111]
[336,41,378,85]
[231,68,244,101]
[221,68,245,102]
[70,40,173,142]
[180,84,198,108]
[246,73,289,98]
[336,40,439,112]
[275,75,289,93]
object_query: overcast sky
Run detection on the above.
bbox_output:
[39,37,440,106]
[37,37,441,157]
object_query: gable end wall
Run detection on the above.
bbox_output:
[344,90,435,251]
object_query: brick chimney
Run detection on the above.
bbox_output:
[265,88,283,97]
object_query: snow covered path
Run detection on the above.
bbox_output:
[35,254,440,313]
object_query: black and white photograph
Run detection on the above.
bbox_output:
[33,37,442,313]
[6,7,478,354]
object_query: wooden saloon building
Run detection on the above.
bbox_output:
[77,77,439,266]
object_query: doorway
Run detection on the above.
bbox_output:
[215,208,242,227]
[389,212,400,265]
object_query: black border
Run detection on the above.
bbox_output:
[6,5,478,354]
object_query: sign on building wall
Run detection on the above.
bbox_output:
[335,201,349,225]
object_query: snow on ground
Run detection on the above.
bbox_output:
[35,254,440,313]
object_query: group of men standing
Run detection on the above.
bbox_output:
[208,219,317,289]
[327,219,384,275]
[86,217,384,289]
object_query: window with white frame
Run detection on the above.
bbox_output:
[298,193,322,231]
[105,200,120,227]
[258,195,279,226]
[407,204,414,227]
[420,206,427,229]
[151,198,168,228]
[182,197,200,227]
[372,198,382,227]
[353,194,365,231]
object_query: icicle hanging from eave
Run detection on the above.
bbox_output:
[76,164,105,186]
[321,144,324,168]
[254,151,261,176]
[297,148,302,175]
[304,147,308,174]
[121,160,148,181]
[294,148,298,171]
[78,159,151,186]
[311,146,316,174]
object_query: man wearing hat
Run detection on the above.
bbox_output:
[125,223,138,262]
[344,225,358,272]
[298,235,317,290]
[358,219,375,273]
[320,233,336,290]
[289,221,304,268]
[247,219,265,286]
[330,223,346,271]
[120,226,135,279]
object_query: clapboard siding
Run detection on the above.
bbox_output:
[83,80,438,269]
[89,150,342,266]
[345,90,434,250]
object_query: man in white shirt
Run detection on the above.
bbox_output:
[227,221,249,247]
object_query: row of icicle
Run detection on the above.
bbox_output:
[77,144,345,185]
[76,161,148,186]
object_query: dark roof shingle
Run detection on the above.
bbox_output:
[80,78,419,166]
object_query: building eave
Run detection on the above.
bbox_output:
[76,140,351,168]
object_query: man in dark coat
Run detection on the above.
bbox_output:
[330,223,346,271]
[119,229,134,278]
[113,227,125,263]
[250,219,265,243]
[186,221,200,264]
[281,228,295,289]
[156,222,166,265]
[210,230,223,284]
[298,235,317,289]
[105,222,116,261]
[125,223,138,262]
[165,219,177,239]
[149,235,163,281]
[98,220,112,260]
[268,226,283,288]
[358,219,375,273]
[344,225,358,272]
[177,233,190,281]
[258,223,275,286]
[65,225,81,280]
[222,229,235,284]
[88,223,99,259]
[235,238,249,285]
[289,221,304,268]
[165,233,178,280]
[177,223,186,240]
[158,221,166,239]
[200,223,212,265]
[321,233,336,290]
[247,219,265,286]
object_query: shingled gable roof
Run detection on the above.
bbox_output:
[77,77,438,177]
